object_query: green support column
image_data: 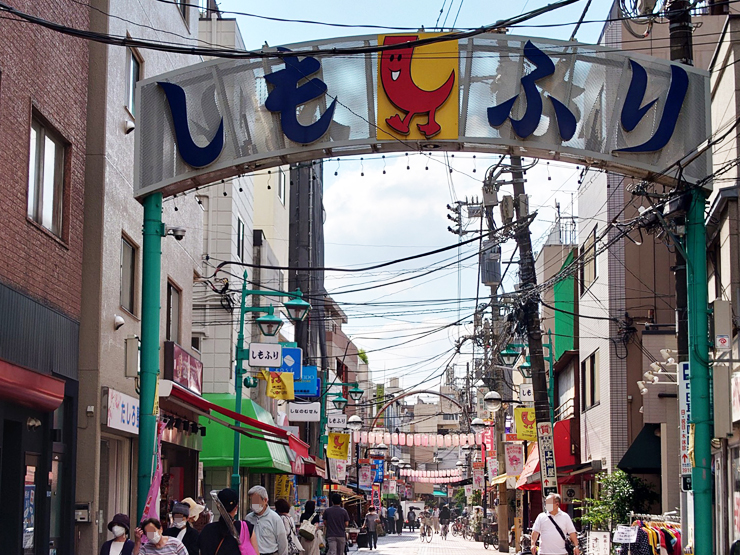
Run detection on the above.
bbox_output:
[137,193,164,520]
[686,187,711,555]
[232,272,249,493]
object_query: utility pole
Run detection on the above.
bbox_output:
[666,3,711,552]
[509,155,556,504]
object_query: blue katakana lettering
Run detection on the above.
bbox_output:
[616,60,688,153]
[265,48,337,145]
[488,40,576,141]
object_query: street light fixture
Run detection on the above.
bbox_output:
[332,395,349,411]
[455,460,466,468]
[348,385,364,402]
[374,443,389,452]
[484,391,503,412]
[347,415,363,431]
[500,347,521,366]
[255,307,283,337]
[391,457,400,466]
[283,293,311,322]
[471,417,486,434]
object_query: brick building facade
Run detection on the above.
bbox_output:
[0,2,89,554]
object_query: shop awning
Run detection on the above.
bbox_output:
[516,419,578,491]
[190,392,292,473]
[432,490,448,497]
[617,424,661,474]
[159,381,309,455]
[0,358,65,412]
[490,473,515,485]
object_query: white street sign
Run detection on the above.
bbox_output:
[537,422,558,496]
[519,383,534,402]
[288,402,321,422]
[248,343,283,368]
[327,414,347,429]
[679,362,692,476]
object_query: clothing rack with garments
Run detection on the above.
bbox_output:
[617,513,682,555]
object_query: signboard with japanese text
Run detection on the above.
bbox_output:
[679,362,692,476]
[327,414,347,429]
[372,458,385,483]
[487,457,499,482]
[164,342,203,395]
[288,402,321,422]
[248,343,283,368]
[613,525,639,544]
[537,422,558,496]
[588,531,611,555]
[372,483,381,509]
[519,383,534,403]
[295,366,320,397]
[106,388,140,434]
[136,34,711,200]
[359,465,373,489]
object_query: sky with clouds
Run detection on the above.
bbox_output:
[217,0,615,389]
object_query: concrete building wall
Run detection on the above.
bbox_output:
[77,2,202,553]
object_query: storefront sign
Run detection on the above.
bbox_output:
[260,370,295,400]
[679,362,692,476]
[473,469,485,491]
[505,444,524,476]
[327,414,347,429]
[106,388,140,434]
[275,475,292,499]
[164,342,203,395]
[372,458,385,482]
[588,531,611,555]
[295,365,320,397]
[278,347,303,380]
[612,525,638,544]
[248,343,283,368]
[371,483,381,509]
[487,457,499,482]
[288,402,321,422]
[537,422,558,497]
[519,383,534,402]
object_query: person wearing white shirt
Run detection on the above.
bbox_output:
[531,494,579,555]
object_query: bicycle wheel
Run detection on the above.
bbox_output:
[426,528,433,543]
[451,525,459,537]
[483,535,489,550]
[420,529,425,542]
[491,533,499,550]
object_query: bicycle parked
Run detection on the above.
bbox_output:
[451,516,467,537]
[481,521,499,550]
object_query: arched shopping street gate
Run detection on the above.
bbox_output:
[134,33,711,199]
[133,32,714,546]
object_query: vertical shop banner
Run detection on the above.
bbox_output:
[473,469,484,491]
[327,433,350,460]
[481,426,495,454]
[261,370,295,400]
[487,457,499,482]
[142,420,167,520]
[408,485,414,498]
[372,458,385,482]
[389,480,397,495]
[275,475,292,500]
[372,483,381,509]
[329,458,348,482]
[514,408,536,441]
[381,481,390,494]
[505,444,525,475]
[359,465,373,489]
[464,485,474,497]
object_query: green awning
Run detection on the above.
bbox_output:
[432,491,448,497]
[617,424,661,474]
[200,394,291,473]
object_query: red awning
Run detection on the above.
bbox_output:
[159,380,310,454]
[0,358,65,412]
[516,419,577,491]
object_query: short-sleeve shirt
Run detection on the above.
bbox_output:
[532,510,576,555]
[139,537,188,555]
[323,506,350,538]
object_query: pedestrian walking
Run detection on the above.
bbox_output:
[380,505,387,534]
[100,513,135,555]
[164,502,199,555]
[323,494,350,555]
[180,497,209,534]
[134,518,187,555]
[246,485,289,555]
[531,493,580,555]
[198,488,258,555]
[362,506,379,550]
[386,504,396,534]
[276,498,305,555]
[407,508,416,532]
[395,505,404,535]
[299,500,321,555]
[432,506,440,534]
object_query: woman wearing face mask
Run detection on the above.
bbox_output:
[100,514,135,555]
[134,518,188,555]
[164,503,200,555]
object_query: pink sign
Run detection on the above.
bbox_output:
[505,444,525,475]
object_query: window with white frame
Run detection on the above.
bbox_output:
[580,226,597,294]
[27,118,65,236]
[581,350,600,409]
[127,49,141,117]
[120,237,136,314]
[166,281,181,342]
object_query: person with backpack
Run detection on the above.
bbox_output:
[362,506,379,550]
